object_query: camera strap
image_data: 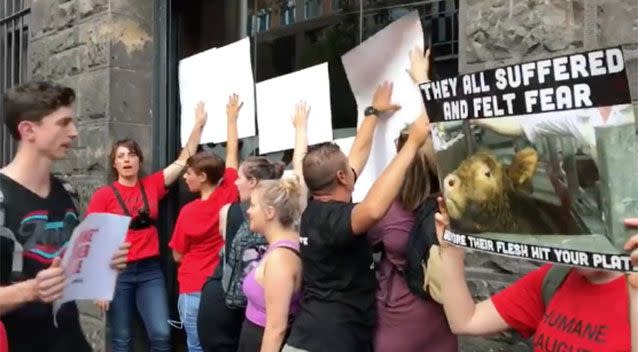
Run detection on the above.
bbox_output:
[109,181,150,217]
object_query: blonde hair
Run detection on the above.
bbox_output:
[396,126,439,211]
[255,176,303,227]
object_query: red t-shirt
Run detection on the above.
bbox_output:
[0,321,8,352]
[86,171,168,262]
[169,168,239,293]
[491,264,629,352]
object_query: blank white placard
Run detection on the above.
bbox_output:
[179,37,256,146]
[342,11,424,202]
[256,63,333,154]
[333,136,355,157]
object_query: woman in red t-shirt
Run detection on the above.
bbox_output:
[168,94,242,352]
[85,102,208,352]
[432,202,638,352]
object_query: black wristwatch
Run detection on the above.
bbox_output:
[364,106,380,117]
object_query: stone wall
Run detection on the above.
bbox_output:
[457,0,638,351]
[29,0,154,350]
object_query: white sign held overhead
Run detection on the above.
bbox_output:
[256,63,333,154]
[53,213,131,326]
[179,38,256,146]
[333,136,355,157]
[342,11,424,202]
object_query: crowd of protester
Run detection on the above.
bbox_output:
[0,46,637,352]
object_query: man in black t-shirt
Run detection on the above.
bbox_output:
[283,82,431,352]
[0,82,129,352]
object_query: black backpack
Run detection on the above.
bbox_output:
[404,196,440,300]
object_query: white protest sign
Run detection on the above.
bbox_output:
[256,62,333,154]
[53,213,131,325]
[342,11,424,202]
[179,37,256,146]
[333,136,355,156]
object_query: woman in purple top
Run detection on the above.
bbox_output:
[238,177,304,352]
[367,126,457,352]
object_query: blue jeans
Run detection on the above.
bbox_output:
[178,293,203,352]
[109,258,171,352]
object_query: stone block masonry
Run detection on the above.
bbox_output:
[29,0,154,350]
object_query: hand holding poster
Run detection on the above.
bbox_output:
[422,47,638,272]
[53,213,131,324]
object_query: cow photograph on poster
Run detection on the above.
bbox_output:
[421,47,638,272]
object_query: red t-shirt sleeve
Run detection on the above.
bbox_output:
[85,187,110,215]
[490,264,551,338]
[145,171,168,200]
[169,210,189,254]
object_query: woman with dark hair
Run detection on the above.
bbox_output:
[85,102,208,352]
[168,94,244,352]
[197,102,309,352]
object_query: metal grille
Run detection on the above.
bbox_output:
[0,0,30,165]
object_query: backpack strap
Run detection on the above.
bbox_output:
[541,265,571,307]
[225,202,246,246]
[138,182,150,211]
[59,179,80,212]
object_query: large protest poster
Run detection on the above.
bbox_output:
[342,11,424,202]
[53,213,131,324]
[179,38,256,146]
[421,47,638,272]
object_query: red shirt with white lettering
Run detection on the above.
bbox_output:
[491,264,629,352]
[86,172,168,262]
[169,168,239,293]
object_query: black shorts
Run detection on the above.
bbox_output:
[237,319,265,352]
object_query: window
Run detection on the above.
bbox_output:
[0,0,31,165]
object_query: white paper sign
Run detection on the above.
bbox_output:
[53,213,131,325]
[256,63,333,154]
[179,37,256,146]
[342,12,424,202]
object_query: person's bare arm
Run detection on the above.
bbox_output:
[226,94,243,170]
[172,250,183,263]
[348,82,401,176]
[473,119,525,137]
[261,251,300,352]
[292,102,310,204]
[350,113,429,235]
[433,198,511,335]
[219,204,230,241]
[163,102,208,186]
[624,219,638,352]
[1,258,66,315]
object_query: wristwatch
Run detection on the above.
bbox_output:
[364,106,380,117]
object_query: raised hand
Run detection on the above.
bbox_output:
[292,101,310,129]
[35,258,66,303]
[407,46,431,84]
[195,101,208,128]
[226,93,243,123]
[372,81,401,114]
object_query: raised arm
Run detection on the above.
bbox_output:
[292,102,310,203]
[261,252,300,352]
[433,198,510,335]
[226,94,243,170]
[163,102,208,186]
[350,113,429,235]
[348,82,401,176]
[624,219,638,352]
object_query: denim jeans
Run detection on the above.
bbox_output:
[109,258,171,352]
[178,293,203,352]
